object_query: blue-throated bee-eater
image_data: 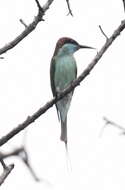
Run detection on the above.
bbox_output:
[50,37,94,147]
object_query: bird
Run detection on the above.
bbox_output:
[50,37,94,148]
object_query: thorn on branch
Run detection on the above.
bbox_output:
[66,0,73,16]
[19,19,28,28]
[99,25,109,40]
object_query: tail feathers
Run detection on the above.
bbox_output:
[60,117,67,144]
[65,142,72,172]
[60,118,72,171]
[56,105,60,121]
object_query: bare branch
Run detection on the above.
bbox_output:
[99,25,109,40]
[66,0,73,16]
[0,0,54,56]
[0,20,125,146]
[0,147,24,160]
[18,147,40,181]
[103,117,125,133]
[0,163,14,186]
[42,0,54,11]
[0,146,40,182]
[24,161,40,182]
[123,0,125,12]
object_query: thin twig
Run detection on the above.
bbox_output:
[99,25,109,40]
[19,147,40,181]
[0,159,7,170]
[66,0,73,16]
[0,0,54,55]
[0,164,14,186]
[103,117,125,132]
[99,122,107,137]
[19,19,28,28]
[100,116,125,137]
[35,0,43,10]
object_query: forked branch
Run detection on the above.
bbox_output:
[0,0,54,55]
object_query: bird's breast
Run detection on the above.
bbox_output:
[54,55,77,91]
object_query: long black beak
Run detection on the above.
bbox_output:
[79,45,96,50]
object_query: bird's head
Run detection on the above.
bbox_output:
[53,37,95,56]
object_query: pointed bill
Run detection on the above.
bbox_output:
[79,45,96,50]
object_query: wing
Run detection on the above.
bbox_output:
[50,56,60,120]
[50,56,56,97]
[71,59,77,95]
